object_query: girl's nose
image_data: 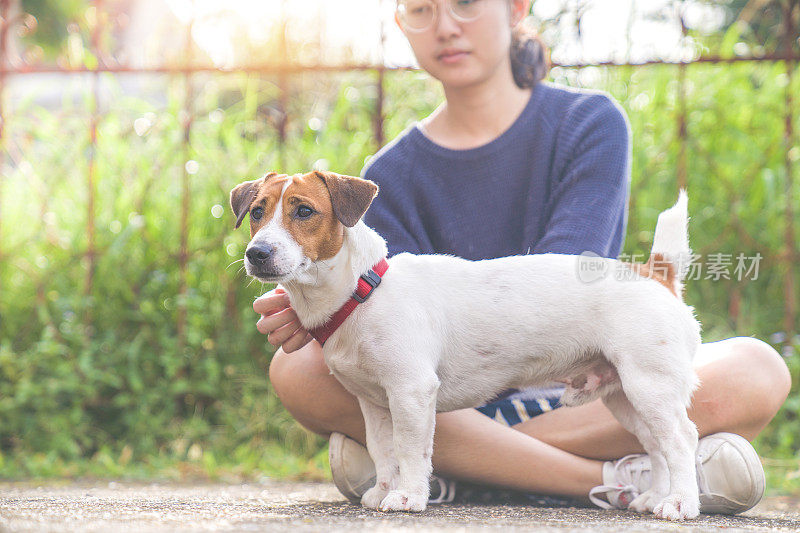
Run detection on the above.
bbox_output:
[433,3,462,39]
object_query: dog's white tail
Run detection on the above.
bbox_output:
[650,190,692,283]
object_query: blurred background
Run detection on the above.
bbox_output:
[0,0,798,490]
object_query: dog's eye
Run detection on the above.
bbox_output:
[296,205,314,219]
[251,207,264,220]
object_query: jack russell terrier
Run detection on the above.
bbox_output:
[230,170,702,521]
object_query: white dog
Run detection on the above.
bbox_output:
[231,170,702,521]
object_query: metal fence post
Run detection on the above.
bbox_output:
[781,0,798,340]
[375,1,386,150]
[277,0,288,170]
[178,13,194,356]
[0,0,8,320]
[676,2,688,192]
[84,0,103,332]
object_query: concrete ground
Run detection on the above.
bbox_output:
[0,481,799,532]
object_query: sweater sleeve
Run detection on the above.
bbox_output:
[532,94,630,259]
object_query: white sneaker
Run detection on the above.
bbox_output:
[329,432,376,503]
[328,432,456,504]
[589,432,765,515]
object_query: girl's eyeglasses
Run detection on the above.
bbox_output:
[397,0,489,32]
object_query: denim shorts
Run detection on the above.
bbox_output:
[475,386,564,427]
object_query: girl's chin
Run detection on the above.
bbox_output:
[422,59,498,89]
[431,71,487,89]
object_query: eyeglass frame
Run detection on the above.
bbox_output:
[395,0,494,33]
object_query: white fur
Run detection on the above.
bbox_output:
[247,191,702,521]
[651,190,692,283]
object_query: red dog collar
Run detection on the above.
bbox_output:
[310,258,389,346]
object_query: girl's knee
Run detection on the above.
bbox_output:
[268,347,295,398]
[694,337,790,439]
[269,344,327,396]
[714,337,791,431]
[267,343,362,436]
[731,337,791,409]
[268,344,325,414]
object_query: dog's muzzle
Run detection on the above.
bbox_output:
[245,243,281,278]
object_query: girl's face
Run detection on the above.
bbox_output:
[396,0,526,90]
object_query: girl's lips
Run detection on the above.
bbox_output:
[438,51,469,64]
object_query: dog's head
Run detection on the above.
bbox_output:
[230,170,378,283]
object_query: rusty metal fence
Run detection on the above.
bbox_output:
[0,0,798,351]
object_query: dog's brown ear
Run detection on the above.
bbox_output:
[314,171,378,227]
[230,179,259,229]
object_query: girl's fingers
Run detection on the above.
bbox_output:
[256,307,298,335]
[267,319,302,347]
[253,290,291,315]
[282,329,313,353]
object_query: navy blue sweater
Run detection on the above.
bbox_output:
[361,82,631,261]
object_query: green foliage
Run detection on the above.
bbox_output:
[690,0,797,58]
[19,0,86,59]
[0,63,798,489]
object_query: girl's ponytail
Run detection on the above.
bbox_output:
[510,25,550,88]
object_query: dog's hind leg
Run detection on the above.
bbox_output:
[603,390,670,513]
[615,357,700,520]
[358,398,400,510]
[378,375,440,513]
[650,407,699,520]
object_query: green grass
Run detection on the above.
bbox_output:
[0,443,331,483]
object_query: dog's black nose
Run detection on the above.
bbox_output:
[246,244,274,266]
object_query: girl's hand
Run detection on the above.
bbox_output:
[253,288,313,353]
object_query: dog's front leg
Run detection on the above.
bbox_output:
[358,398,400,510]
[378,376,440,513]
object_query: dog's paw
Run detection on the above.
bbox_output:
[378,490,427,513]
[628,489,662,514]
[361,485,390,510]
[653,493,700,521]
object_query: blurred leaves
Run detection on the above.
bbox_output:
[19,0,85,58]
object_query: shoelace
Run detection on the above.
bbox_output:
[428,475,457,504]
[588,454,649,509]
[695,451,711,496]
[589,449,718,510]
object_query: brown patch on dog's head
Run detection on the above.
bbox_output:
[624,253,681,299]
[313,171,378,227]
[278,171,345,261]
[230,172,283,230]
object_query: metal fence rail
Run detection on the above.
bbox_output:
[0,0,798,349]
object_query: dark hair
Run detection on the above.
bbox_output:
[510,25,550,88]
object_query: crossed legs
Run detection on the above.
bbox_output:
[268,336,791,499]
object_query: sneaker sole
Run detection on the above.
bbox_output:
[699,432,765,515]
